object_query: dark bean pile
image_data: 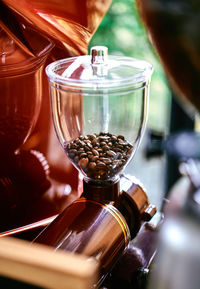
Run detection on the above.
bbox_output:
[65,132,133,180]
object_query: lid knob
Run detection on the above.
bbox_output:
[91,46,108,65]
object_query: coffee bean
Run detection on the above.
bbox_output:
[118,139,127,145]
[65,132,133,180]
[68,149,77,154]
[96,162,106,168]
[89,162,97,170]
[116,152,122,159]
[91,156,98,162]
[128,148,133,154]
[117,144,124,150]
[102,145,109,151]
[107,150,116,157]
[88,134,96,140]
[87,142,93,149]
[100,141,106,147]
[99,157,112,164]
[88,154,94,160]
[83,139,89,143]
[92,149,99,157]
[111,135,117,142]
[118,135,125,140]
[80,152,87,158]
[84,146,90,152]
[78,147,84,152]
[92,138,98,146]
[112,147,120,152]
[123,155,129,160]
[79,158,89,169]
[99,136,109,141]
[113,160,120,166]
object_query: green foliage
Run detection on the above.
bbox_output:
[89,0,171,132]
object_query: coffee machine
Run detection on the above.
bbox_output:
[0,1,161,288]
[0,0,113,231]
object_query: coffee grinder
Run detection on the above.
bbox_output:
[34,46,157,285]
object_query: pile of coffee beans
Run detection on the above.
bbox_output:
[65,132,133,180]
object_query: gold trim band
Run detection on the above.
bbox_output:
[74,198,130,246]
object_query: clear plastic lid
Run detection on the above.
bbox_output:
[46,46,153,92]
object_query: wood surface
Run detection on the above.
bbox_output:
[0,237,99,289]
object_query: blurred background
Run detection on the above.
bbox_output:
[89,0,172,209]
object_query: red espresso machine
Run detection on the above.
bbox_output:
[0,0,113,230]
